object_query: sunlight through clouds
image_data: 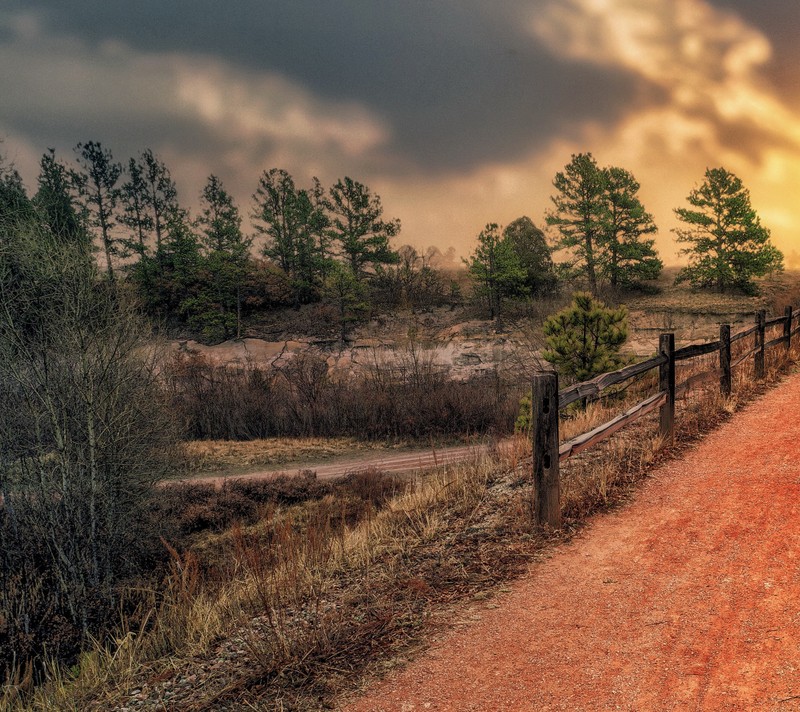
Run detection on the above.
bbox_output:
[525,0,800,262]
[2,2,800,263]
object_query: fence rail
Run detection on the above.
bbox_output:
[532,304,800,527]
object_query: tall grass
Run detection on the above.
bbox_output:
[7,319,800,711]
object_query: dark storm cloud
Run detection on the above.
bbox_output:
[713,0,800,96]
[7,0,659,174]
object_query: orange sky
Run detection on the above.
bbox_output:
[2,0,800,266]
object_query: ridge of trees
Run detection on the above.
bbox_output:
[4,142,786,333]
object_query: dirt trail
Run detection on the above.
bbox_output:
[344,373,800,712]
[172,441,506,486]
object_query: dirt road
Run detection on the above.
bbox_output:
[344,373,800,711]
[172,441,505,486]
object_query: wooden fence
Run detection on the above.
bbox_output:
[532,305,800,527]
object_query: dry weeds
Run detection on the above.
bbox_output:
[179,437,389,474]
[8,298,800,712]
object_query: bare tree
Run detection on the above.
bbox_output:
[0,215,174,658]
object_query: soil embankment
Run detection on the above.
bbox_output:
[344,373,800,711]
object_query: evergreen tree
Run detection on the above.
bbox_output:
[674,167,782,293]
[542,292,628,382]
[33,149,87,247]
[141,149,179,258]
[120,157,153,259]
[252,168,330,305]
[503,216,557,296]
[0,166,36,232]
[128,207,200,320]
[465,223,527,319]
[326,176,400,278]
[546,153,605,294]
[72,141,123,283]
[601,166,661,288]
[194,175,252,340]
[323,262,369,342]
[547,154,662,293]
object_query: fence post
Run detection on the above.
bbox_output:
[659,333,675,444]
[755,309,766,379]
[719,324,731,397]
[784,306,793,352]
[532,371,560,528]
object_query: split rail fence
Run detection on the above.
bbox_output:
[532,306,800,527]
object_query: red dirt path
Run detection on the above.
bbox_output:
[344,373,800,711]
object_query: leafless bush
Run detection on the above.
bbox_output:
[164,345,521,441]
[0,226,176,680]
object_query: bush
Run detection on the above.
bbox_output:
[0,223,176,677]
[163,347,521,441]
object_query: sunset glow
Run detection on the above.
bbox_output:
[2,0,799,264]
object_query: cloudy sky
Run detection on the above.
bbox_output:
[2,0,800,264]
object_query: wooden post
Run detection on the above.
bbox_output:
[532,372,560,528]
[719,324,731,397]
[784,306,793,351]
[755,309,766,379]
[659,333,675,444]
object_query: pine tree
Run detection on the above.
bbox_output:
[326,177,400,278]
[33,149,87,247]
[323,262,369,342]
[546,153,605,294]
[194,175,252,340]
[120,157,153,259]
[674,167,782,293]
[0,166,36,232]
[72,141,123,283]
[252,168,330,305]
[465,223,527,319]
[502,216,557,296]
[141,149,179,259]
[547,154,662,293]
[542,292,628,382]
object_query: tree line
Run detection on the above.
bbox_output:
[2,143,442,341]
[466,152,784,318]
[1,144,786,341]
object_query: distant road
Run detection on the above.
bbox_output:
[169,440,514,487]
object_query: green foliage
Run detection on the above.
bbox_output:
[547,153,606,294]
[514,392,533,434]
[323,262,370,341]
[252,168,330,305]
[674,167,783,293]
[33,149,87,247]
[465,223,527,319]
[120,155,153,257]
[326,176,400,278]
[547,153,661,292]
[0,165,37,231]
[602,166,661,288]
[72,141,123,282]
[542,292,629,382]
[195,175,253,340]
[503,216,557,296]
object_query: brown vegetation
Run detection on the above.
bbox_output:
[164,349,520,441]
[7,320,798,711]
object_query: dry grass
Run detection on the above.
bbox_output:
[178,437,389,474]
[9,296,800,712]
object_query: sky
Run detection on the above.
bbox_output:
[2,0,800,265]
